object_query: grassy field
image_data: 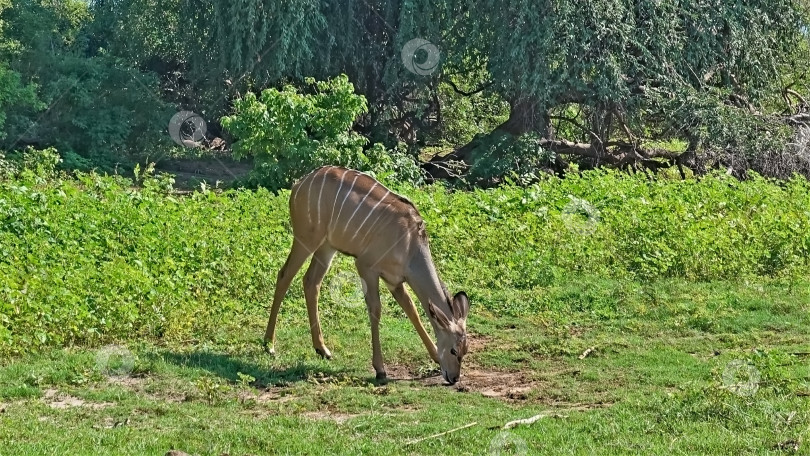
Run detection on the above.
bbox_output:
[2,278,809,455]
[1,166,810,454]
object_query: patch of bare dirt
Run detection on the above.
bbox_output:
[248,387,298,404]
[105,376,189,403]
[105,375,146,388]
[456,369,539,401]
[43,389,115,410]
[468,333,493,352]
[382,364,542,402]
[302,411,363,424]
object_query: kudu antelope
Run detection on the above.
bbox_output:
[263,166,470,384]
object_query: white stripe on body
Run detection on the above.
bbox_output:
[351,190,390,241]
[334,173,361,235]
[357,202,390,246]
[329,169,350,230]
[316,173,326,226]
[343,183,378,238]
[306,170,318,225]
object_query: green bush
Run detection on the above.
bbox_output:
[466,131,556,185]
[1,165,809,354]
[0,0,174,171]
[221,75,423,191]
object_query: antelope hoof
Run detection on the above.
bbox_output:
[375,371,387,380]
[263,342,276,355]
[315,347,332,360]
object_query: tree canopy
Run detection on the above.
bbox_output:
[1,0,809,182]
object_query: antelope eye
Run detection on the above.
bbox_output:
[450,348,457,356]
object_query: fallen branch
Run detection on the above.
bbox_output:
[578,347,596,360]
[503,413,565,429]
[405,422,478,445]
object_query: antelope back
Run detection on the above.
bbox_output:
[290,167,422,259]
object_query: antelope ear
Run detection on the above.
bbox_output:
[428,301,451,328]
[452,291,470,319]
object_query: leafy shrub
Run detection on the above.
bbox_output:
[466,131,556,185]
[1,164,809,354]
[221,75,422,190]
[0,0,174,171]
[0,146,61,181]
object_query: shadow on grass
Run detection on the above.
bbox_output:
[156,350,350,388]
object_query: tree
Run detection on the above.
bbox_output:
[1,0,173,169]
[430,0,807,180]
[5,0,809,181]
[0,0,43,139]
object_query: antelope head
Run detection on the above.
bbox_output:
[428,291,470,385]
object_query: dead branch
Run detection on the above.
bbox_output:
[503,413,563,429]
[578,347,596,360]
[405,422,478,445]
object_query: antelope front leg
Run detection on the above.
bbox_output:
[388,282,440,364]
[358,269,386,379]
[303,246,336,359]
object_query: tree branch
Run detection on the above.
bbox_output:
[785,88,807,110]
[548,115,600,143]
[443,78,493,97]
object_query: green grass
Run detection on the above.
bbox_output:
[2,165,810,454]
[1,277,809,455]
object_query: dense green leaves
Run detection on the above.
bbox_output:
[0,0,174,170]
[2,0,810,178]
[222,75,422,190]
[1,162,808,353]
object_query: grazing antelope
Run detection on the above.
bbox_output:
[263,166,470,384]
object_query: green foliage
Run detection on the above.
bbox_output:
[434,78,510,148]
[451,0,805,175]
[222,75,422,190]
[466,131,556,185]
[0,63,42,136]
[0,0,174,170]
[420,169,810,292]
[88,0,185,66]
[2,0,806,178]
[1,165,809,354]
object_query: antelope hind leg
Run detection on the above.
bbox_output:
[303,246,337,359]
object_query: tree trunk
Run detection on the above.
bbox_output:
[423,96,549,179]
[499,96,551,137]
